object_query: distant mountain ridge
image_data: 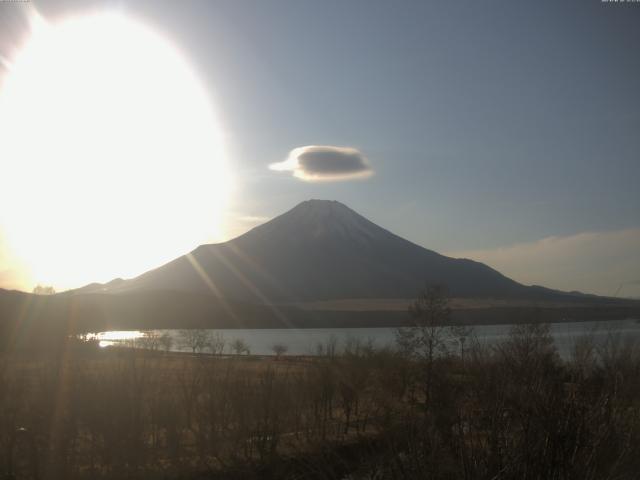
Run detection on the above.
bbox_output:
[2,200,639,336]
[81,199,576,303]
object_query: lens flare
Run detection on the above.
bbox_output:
[0,12,232,290]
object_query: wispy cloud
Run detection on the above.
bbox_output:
[449,228,640,298]
[237,215,271,224]
[270,145,373,182]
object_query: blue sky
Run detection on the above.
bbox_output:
[1,0,639,296]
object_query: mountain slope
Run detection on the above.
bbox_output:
[4,200,639,337]
[99,200,532,302]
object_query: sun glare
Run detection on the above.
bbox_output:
[0,12,231,290]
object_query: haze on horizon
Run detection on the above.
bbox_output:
[0,0,638,298]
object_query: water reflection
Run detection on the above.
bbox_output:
[80,319,640,358]
[83,330,145,348]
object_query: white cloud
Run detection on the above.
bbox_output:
[270,145,373,182]
[449,228,640,298]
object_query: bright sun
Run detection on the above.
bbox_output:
[0,12,231,291]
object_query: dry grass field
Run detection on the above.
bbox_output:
[2,321,640,479]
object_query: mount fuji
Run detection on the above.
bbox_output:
[2,200,638,334]
[86,200,551,302]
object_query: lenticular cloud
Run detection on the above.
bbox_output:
[270,145,373,182]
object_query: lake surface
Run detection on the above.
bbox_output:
[86,318,640,359]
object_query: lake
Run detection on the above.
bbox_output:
[84,318,640,359]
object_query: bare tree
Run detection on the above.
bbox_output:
[159,332,173,352]
[315,334,339,358]
[231,338,250,355]
[207,332,226,355]
[138,331,161,351]
[396,284,451,402]
[32,285,56,295]
[178,330,210,354]
[397,284,451,359]
[449,323,474,363]
[271,343,288,359]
